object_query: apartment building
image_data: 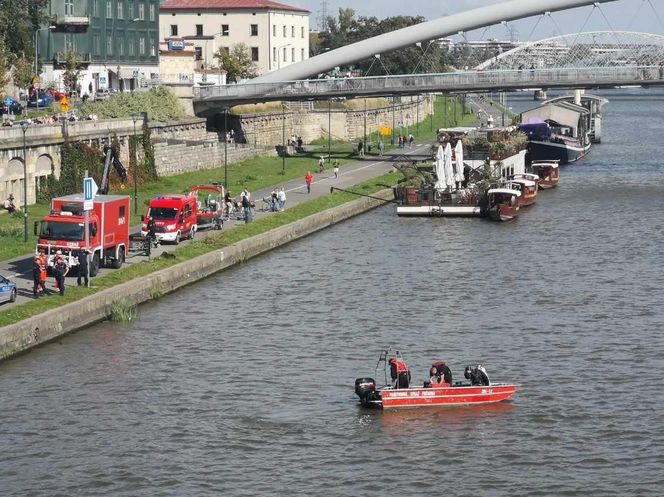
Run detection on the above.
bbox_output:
[38,0,160,95]
[159,0,310,76]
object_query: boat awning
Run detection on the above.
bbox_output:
[488,188,521,196]
[520,102,587,129]
[511,178,537,187]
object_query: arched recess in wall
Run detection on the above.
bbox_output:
[7,157,24,179]
[6,157,25,204]
[35,154,54,196]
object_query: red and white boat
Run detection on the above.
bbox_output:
[354,351,518,409]
[486,187,520,222]
[189,184,225,230]
[530,160,560,189]
[506,178,538,207]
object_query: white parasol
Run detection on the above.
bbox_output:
[434,144,446,190]
[444,142,455,189]
[454,140,465,184]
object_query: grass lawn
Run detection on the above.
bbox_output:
[0,95,471,262]
[0,172,398,328]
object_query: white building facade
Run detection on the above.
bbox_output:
[159,0,310,77]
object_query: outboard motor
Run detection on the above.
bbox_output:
[464,365,490,386]
[354,378,376,403]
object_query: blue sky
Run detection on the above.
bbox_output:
[288,0,664,40]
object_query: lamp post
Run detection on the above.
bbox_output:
[281,103,286,173]
[131,113,139,215]
[20,122,28,242]
[224,108,228,189]
[276,43,292,71]
[328,99,331,163]
[34,26,55,87]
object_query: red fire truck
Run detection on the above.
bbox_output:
[141,194,197,245]
[35,194,130,276]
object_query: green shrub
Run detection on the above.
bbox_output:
[80,87,186,121]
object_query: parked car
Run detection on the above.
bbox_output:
[0,275,17,304]
[27,91,54,108]
[94,88,112,101]
[2,97,23,115]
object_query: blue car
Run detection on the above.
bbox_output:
[2,97,22,115]
[27,91,54,108]
[0,275,17,304]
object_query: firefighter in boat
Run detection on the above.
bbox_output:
[389,356,411,388]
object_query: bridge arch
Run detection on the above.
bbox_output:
[251,0,617,84]
[476,31,664,70]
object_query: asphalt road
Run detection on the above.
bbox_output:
[0,143,432,309]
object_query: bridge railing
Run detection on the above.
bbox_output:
[194,66,663,103]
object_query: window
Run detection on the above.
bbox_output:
[251,47,259,61]
[93,34,101,55]
[65,0,74,16]
[150,37,155,56]
[301,47,304,60]
[273,24,276,37]
[291,47,295,62]
[221,24,229,36]
[138,2,144,20]
[273,47,276,62]
[107,0,113,18]
[64,34,75,52]
[128,34,135,55]
[119,206,126,218]
[283,25,286,37]
[93,0,99,17]
[139,36,145,55]
[282,47,286,62]
[117,1,123,19]
[118,35,124,56]
[149,3,155,21]
[250,24,258,36]
[170,24,178,36]
[291,26,295,38]
[196,24,203,36]
[194,46,202,60]
[107,34,113,55]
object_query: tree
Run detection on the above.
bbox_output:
[214,43,259,83]
[62,50,83,94]
[12,55,33,90]
[0,0,49,67]
[0,39,9,94]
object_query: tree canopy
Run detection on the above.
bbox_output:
[316,9,449,76]
[214,43,259,83]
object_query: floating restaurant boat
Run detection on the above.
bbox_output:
[486,187,520,221]
[519,92,608,164]
[530,160,560,189]
[354,351,518,409]
[506,177,538,207]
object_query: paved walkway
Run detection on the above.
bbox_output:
[0,142,432,309]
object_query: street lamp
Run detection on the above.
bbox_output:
[281,103,286,173]
[34,26,55,85]
[20,121,28,242]
[223,108,228,189]
[131,113,140,215]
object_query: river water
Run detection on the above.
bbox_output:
[2,89,664,497]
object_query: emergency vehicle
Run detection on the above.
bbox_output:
[35,194,130,276]
[141,194,197,244]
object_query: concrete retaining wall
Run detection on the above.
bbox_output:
[0,189,393,361]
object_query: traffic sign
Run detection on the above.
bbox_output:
[59,96,70,112]
[83,177,98,201]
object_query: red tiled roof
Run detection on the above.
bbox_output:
[160,0,309,14]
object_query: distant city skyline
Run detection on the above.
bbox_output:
[288,0,663,41]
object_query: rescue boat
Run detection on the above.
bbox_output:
[354,351,518,409]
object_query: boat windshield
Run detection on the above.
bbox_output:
[149,207,178,220]
[39,221,84,241]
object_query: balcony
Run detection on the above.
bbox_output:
[55,52,92,66]
[52,14,90,33]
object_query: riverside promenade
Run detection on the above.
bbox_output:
[0,141,432,360]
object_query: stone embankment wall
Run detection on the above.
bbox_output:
[0,189,393,362]
[238,96,433,147]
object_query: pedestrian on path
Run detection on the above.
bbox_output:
[318,156,325,173]
[408,134,414,148]
[77,248,90,287]
[32,256,43,297]
[305,171,314,193]
[358,140,364,157]
[333,160,340,179]
[277,187,286,211]
[53,253,69,296]
[378,139,384,156]
[241,193,252,223]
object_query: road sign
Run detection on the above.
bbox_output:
[59,96,70,112]
[83,177,98,210]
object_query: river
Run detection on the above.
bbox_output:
[1,89,664,497]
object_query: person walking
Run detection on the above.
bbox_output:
[408,133,414,148]
[318,156,325,173]
[32,255,43,297]
[357,140,364,157]
[305,171,314,194]
[333,160,340,179]
[378,139,384,156]
[77,248,90,287]
[241,192,252,223]
[277,187,286,211]
[53,254,69,296]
